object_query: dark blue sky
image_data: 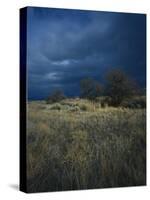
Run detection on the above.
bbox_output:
[27,7,146,100]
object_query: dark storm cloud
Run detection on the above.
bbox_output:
[27,7,146,99]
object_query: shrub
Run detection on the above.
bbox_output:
[79,104,88,111]
[69,106,80,112]
[101,96,112,107]
[105,69,139,106]
[80,78,103,100]
[50,103,62,110]
[46,89,66,104]
[121,96,146,108]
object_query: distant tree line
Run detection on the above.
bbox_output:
[46,68,145,107]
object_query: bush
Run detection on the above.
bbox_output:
[105,69,139,106]
[95,96,108,108]
[69,106,80,112]
[50,103,62,110]
[121,96,146,108]
[79,104,88,111]
[80,78,103,100]
[46,89,66,104]
[101,96,112,107]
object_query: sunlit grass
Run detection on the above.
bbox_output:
[27,99,146,192]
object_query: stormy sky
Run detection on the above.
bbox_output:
[27,7,146,100]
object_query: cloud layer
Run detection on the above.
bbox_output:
[27,7,146,99]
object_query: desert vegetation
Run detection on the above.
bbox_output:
[27,69,146,192]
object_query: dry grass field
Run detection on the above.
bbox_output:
[27,98,146,192]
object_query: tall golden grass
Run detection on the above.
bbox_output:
[27,99,146,192]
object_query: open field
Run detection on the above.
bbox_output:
[27,99,146,192]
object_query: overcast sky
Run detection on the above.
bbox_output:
[27,7,146,100]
